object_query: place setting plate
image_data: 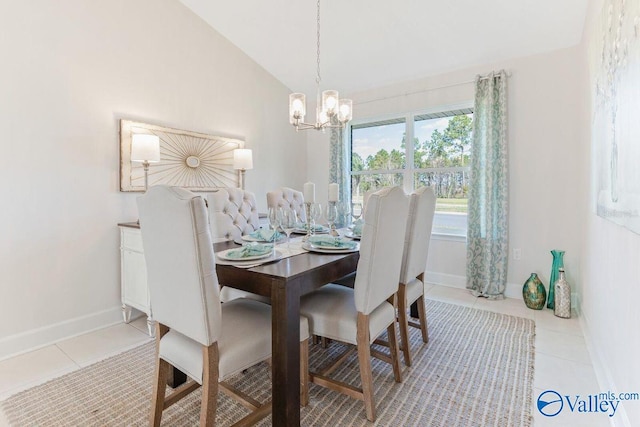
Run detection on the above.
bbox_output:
[293,225,330,235]
[217,244,274,261]
[302,236,359,254]
[343,230,361,240]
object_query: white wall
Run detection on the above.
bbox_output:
[0,0,306,359]
[580,0,640,424]
[307,47,588,298]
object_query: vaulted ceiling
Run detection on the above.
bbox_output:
[179,0,590,96]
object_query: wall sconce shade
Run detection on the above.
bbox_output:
[131,134,160,163]
[233,149,253,170]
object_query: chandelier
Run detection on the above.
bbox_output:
[289,0,353,131]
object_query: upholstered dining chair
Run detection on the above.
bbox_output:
[137,185,309,427]
[299,186,409,422]
[266,187,306,222]
[397,186,436,367]
[206,187,260,242]
[206,188,269,303]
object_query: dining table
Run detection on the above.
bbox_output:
[211,238,360,426]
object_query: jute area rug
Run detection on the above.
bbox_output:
[1,300,534,426]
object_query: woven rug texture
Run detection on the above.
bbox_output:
[1,300,534,426]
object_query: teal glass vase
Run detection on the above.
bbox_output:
[523,273,546,310]
[547,250,565,309]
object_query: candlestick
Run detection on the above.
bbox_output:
[303,202,312,241]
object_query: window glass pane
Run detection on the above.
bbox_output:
[414,114,473,168]
[414,113,473,237]
[415,172,468,236]
[351,120,406,172]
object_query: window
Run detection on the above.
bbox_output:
[350,107,473,237]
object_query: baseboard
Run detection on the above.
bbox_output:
[424,271,523,300]
[0,307,123,362]
[578,299,631,427]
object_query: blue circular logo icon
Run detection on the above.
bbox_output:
[537,390,563,417]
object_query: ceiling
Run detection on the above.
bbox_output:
[179,0,590,96]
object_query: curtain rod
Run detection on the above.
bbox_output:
[355,70,511,106]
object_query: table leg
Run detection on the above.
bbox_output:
[271,279,301,426]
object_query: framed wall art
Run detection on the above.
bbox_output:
[120,120,243,192]
[592,0,640,234]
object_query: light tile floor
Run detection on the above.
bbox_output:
[0,286,611,426]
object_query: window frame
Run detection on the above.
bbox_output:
[348,102,473,239]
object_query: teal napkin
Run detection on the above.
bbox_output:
[308,236,357,250]
[297,222,326,232]
[249,229,283,242]
[226,242,273,259]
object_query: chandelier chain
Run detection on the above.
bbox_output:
[316,0,321,86]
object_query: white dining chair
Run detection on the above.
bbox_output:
[299,186,409,422]
[207,187,261,241]
[206,188,269,304]
[397,186,436,366]
[137,185,309,426]
[266,187,307,222]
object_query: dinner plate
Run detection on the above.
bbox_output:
[307,237,358,250]
[302,242,359,254]
[343,230,361,240]
[217,246,274,261]
[293,226,329,235]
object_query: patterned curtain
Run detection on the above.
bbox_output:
[466,71,509,299]
[330,125,350,227]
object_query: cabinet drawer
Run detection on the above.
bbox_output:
[121,227,144,252]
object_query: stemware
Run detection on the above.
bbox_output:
[326,204,338,236]
[309,203,322,235]
[279,207,298,251]
[351,202,363,222]
[268,207,281,252]
[337,201,351,226]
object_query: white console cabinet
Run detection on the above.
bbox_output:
[118,223,155,337]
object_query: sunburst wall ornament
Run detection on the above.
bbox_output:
[120,120,243,192]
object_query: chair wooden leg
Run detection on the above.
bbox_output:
[200,343,219,427]
[150,324,170,427]
[357,313,376,422]
[151,358,171,427]
[300,339,309,407]
[386,321,403,383]
[397,283,412,367]
[416,294,428,343]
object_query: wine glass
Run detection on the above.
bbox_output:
[337,201,351,226]
[268,207,281,250]
[279,208,298,251]
[351,202,363,222]
[326,204,338,236]
[309,203,322,235]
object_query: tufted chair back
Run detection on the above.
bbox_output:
[266,187,306,222]
[206,188,260,240]
[354,186,409,315]
[137,185,221,346]
[400,186,436,285]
